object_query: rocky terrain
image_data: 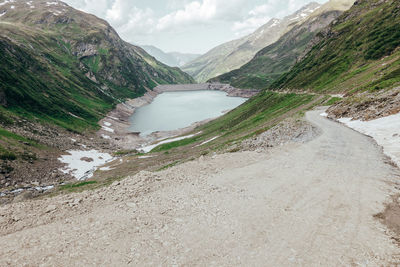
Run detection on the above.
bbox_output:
[0,110,399,266]
[328,87,400,121]
[241,117,321,151]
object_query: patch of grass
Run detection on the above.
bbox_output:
[0,151,17,161]
[82,55,101,73]
[0,109,14,125]
[60,181,97,191]
[151,136,199,152]
[0,127,40,147]
[156,161,179,171]
[326,97,342,106]
[113,150,138,156]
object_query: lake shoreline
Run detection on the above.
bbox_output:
[96,83,256,150]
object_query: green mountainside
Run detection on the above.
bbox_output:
[209,0,355,89]
[271,0,400,94]
[0,0,193,133]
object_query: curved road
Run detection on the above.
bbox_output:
[0,109,399,266]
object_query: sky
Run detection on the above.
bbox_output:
[63,0,328,54]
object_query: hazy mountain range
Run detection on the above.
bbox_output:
[141,45,200,67]
[181,2,322,82]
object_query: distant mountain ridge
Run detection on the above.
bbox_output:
[210,0,356,89]
[141,45,200,67]
[0,0,194,132]
[182,2,322,82]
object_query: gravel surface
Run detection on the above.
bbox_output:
[242,117,321,151]
[0,109,399,266]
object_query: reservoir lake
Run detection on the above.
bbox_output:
[129,90,247,135]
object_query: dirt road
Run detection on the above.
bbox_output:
[0,109,399,266]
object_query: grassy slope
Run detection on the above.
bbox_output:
[271,0,400,94]
[0,25,113,133]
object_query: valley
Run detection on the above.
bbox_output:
[0,0,400,265]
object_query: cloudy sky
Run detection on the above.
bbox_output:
[63,0,328,54]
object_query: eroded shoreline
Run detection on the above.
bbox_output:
[97,83,257,150]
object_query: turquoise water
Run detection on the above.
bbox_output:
[129,91,246,135]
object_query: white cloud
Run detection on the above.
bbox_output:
[62,0,327,53]
[232,2,277,36]
[157,0,216,30]
[105,0,155,36]
[231,0,323,37]
[156,0,247,31]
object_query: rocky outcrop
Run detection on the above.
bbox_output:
[328,87,400,120]
[241,118,320,151]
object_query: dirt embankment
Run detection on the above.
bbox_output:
[328,86,400,121]
[0,117,116,201]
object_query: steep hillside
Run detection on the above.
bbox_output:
[210,0,355,89]
[141,45,200,67]
[271,0,400,95]
[0,0,193,133]
[182,2,321,82]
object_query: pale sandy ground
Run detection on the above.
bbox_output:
[0,109,400,266]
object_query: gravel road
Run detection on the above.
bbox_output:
[0,109,399,266]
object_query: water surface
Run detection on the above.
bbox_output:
[129,91,246,135]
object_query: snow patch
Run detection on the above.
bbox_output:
[10,5,14,9]
[320,112,328,117]
[338,113,400,167]
[196,136,220,147]
[102,126,114,133]
[99,166,114,171]
[70,138,77,142]
[331,94,345,98]
[0,0,15,7]
[104,122,112,127]
[101,134,111,140]
[46,1,59,6]
[138,155,154,159]
[59,150,113,180]
[107,116,119,121]
[35,185,54,191]
[0,11,5,17]
[269,19,280,28]
[140,133,199,153]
